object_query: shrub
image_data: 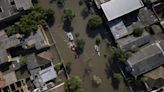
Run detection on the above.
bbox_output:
[133,28,144,37]
[54,63,62,73]
[64,76,84,92]
[76,38,85,50]
[20,56,27,66]
[113,73,123,81]
[63,9,75,22]
[88,15,102,28]
[112,47,129,63]
[5,25,19,36]
[95,36,101,45]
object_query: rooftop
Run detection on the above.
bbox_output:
[127,41,164,76]
[101,0,144,21]
[27,53,51,70]
[94,0,110,9]
[117,31,151,50]
[144,66,164,80]
[39,66,57,83]
[0,0,32,21]
[3,72,17,87]
[0,0,18,21]
[24,26,50,50]
[108,19,129,40]
[151,24,163,34]
[0,31,21,64]
[14,0,33,10]
[138,7,158,26]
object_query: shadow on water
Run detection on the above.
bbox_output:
[63,20,74,32]
[46,15,55,27]
[85,25,100,38]
[80,7,90,19]
[105,59,121,90]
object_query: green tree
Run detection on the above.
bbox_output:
[133,27,144,37]
[19,7,54,34]
[66,62,72,74]
[95,36,101,45]
[5,25,19,36]
[19,15,38,34]
[76,38,85,51]
[113,73,123,81]
[64,76,84,92]
[20,56,27,66]
[88,15,102,28]
[112,47,129,63]
[63,9,75,22]
[54,63,62,73]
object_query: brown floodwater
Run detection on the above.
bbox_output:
[38,0,129,92]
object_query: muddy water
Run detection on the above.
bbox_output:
[38,0,128,92]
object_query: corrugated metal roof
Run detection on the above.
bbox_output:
[127,42,164,76]
[101,0,144,21]
[39,66,57,83]
[117,31,151,50]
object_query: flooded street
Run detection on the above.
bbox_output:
[38,0,128,92]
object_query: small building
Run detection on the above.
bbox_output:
[39,66,57,84]
[32,66,57,91]
[23,26,50,50]
[151,24,163,34]
[26,53,57,91]
[3,72,18,87]
[126,41,164,77]
[108,19,129,40]
[117,31,151,50]
[0,0,33,22]
[27,53,52,75]
[144,66,164,89]
[138,7,158,26]
[0,30,21,64]
[101,0,144,22]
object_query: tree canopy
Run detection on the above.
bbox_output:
[19,15,38,34]
[20,56,28,66]
[63,9,75,21]
[64,76,84,92]
[88,15,102,28]
[113,73,123,81]
[19,7,54,34]
[5,25,20,36]
[112,47,129,63]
